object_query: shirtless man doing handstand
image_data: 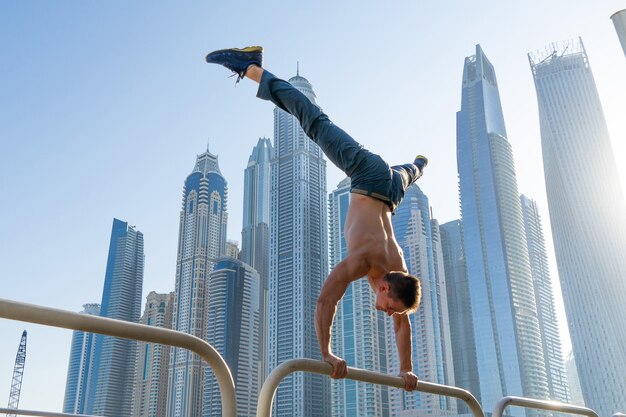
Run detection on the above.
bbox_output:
[206,46,427,391]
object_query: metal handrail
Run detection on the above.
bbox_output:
[256,358,484,417]
[493,396,599,417]
[0,298,236,417]
[0,407,99,417]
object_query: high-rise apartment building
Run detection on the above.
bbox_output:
[132,291,175,417]
[63,303,100,414]
[268,72,330,417]
[167,148,228,417]
[389,185,456,417]
[439,220,479,414]
[529,38,626,416]
[328,177,389,417]
[241,137,272,383]
[203,258,261,417]
[520,195,570,403]
[85,219,144,417]
[457,45,548,416]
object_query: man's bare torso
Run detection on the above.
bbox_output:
[345,193,407,288]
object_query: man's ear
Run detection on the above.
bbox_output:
[379,282,390,293]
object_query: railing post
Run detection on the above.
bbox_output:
[257,358,484,417]
[493,396,599,417]
[0,298,237,417]
[0,408,99,417]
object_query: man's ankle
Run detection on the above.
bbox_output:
[246,65,263,83]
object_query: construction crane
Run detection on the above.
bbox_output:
[6,330,27,417]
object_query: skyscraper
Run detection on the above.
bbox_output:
[389,185,456,417]
[167,148,228,417]
[520,195,570,403]
[268,72,330,417]
[132,291,175,417]
[439,220,479,414]
[328,177,389,417]
[529,38,626,416]
[457,45,548,416]
[241,137,272,383]
[63,303,100,415]
[203,258,261,417]
[85,219,144,417]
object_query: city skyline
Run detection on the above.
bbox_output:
[1,1,626,412]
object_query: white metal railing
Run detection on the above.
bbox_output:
[0,408,98,417]
[493,396,599,417]
[256,358,484,417]
[0,298,236,417]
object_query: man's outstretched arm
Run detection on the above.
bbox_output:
[393,313,418,390]
[315,255,369,379]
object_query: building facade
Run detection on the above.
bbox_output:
[241,137,272,384]
[439,220,479,414]
[457,45,548,416]
[529,38,626,416]
[132,292,175,417]
[389,185,456,417]
[203,258,261,417]
[329,178,390,417]
[167,148,228,417]
[520,195,570,403]
[63,303,100,414]
[268,72,330,417]
[85,219,144,417]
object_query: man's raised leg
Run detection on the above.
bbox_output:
[206,47,367,178]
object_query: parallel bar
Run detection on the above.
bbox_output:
[256,358,484,417]
[0,298,237,417]
[0,407,98,417]
[493,396,599,417]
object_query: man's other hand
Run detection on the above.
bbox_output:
[323,353,348,379]
[399,370,418,391]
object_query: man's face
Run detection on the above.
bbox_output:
[375,290,407,316]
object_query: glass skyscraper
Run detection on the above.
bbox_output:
[457,45,548,416]
[329,178,389,417]
[132,291,175,417]
[241,137,272,383]
[63,303,100,415]
[439,220,479,414]
[85,218,144,417]
[268,72,330,417]
[167,148,228,417]
[520,195,570,404]
[203,258,261,417]
[389,185,456,417]
[529,38,626,416]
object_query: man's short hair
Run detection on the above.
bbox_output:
[384,271,421,314]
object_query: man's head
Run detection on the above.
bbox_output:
[375,271,421,316]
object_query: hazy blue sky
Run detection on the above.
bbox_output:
[1,1,625,411]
